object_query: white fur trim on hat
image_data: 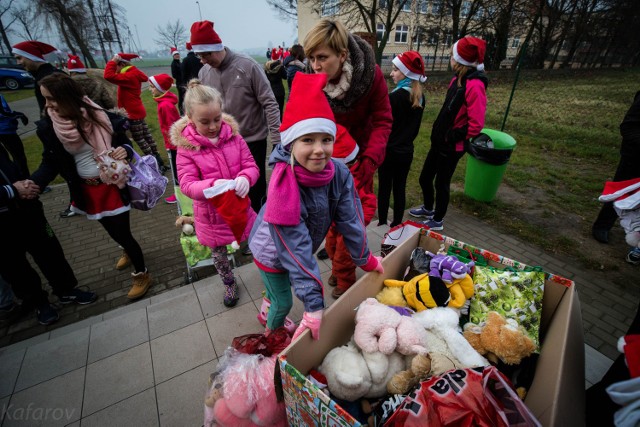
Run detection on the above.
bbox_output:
[191,43,224,53]
[11,48,46,63]
[148,76,165,93]
[280,118,337,148]
[452,41,484,71]
[392,56,427,83]
[71,67,87,73]
[334,144,359,164]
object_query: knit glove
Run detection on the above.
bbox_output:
[361,254,384,274]
[234,176,250,198]
[292,310,323,341]
[350,156,377,190]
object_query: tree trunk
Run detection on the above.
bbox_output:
[88,0,108,65]
[0,20,12,54]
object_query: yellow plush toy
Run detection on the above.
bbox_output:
[379,273,474,311]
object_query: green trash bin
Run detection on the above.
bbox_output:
[464,128,516,202]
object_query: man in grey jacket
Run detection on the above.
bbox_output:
[189,20,281,223]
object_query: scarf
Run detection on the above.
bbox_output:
[48,96,113,155]
[324,60,353,100]
[393,77,412,93]
[264,160,335,226]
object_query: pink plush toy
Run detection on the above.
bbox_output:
[427,252,474,284]
[354,298,429,356]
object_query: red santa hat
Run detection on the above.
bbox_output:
[117,52,139,62]
[279,73,336,148]
[149,73,174,93]
[189,20,224,52]
[392,51,427,83]
[186,42,193,51]
[203,180,250,249]
[332,125,359,164]
[66,54,87,73]
[12,41,58,63]
[452,36,486,71]
[170,47,179,57]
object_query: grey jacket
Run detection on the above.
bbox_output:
[249,145,371,312]
[198,48,281,144]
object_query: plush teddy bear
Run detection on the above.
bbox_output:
[386,353,433,395]
[175,215,195,235]
[380,273,474,311]
[319,340,373,401]
[463,311,536,366]
[354,298,429,355]
[426,252,475,284]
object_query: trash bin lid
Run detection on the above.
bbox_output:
[479,128,517,150]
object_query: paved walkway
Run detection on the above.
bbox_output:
[0,182,637,425]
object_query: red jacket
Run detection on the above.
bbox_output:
[153,90,180,150]
[103,61,148,120]
[334,65,393,168]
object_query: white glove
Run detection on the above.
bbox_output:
[234,176,250,198]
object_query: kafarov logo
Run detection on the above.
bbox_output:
[1,403,76,422]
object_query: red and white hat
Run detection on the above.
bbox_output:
[189,20,224,53]
[149,73,174,93]
[117,53,139,62]
[186,42,193,51]
[170,47,179,57]
[12,41,58,63]
[279,73,336,148]
[67,54,86,73]
[332,125,359,164]
[452,36,486,71]
[392,51,427,82]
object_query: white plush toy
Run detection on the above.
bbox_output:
[362,351,405,398]
[319,340,372,401]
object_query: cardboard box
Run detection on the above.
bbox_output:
[278,228,585,426]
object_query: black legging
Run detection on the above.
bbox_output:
[378,153,413,227]
[246,138,267,215]
[98,211,145,273]
[419,147,465,222]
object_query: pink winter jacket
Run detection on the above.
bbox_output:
[451,77,487,152]
[170,114,259,248]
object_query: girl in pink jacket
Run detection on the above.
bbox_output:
[171,80,259,307]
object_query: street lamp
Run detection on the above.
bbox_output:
[196,1,202,20]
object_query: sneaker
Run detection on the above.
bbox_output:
[626,248,640,265]
[36,303,59,326]
[409,206,434,219]
[223,281,239,307]
[592,227,609,244]
[165,194,177,204]
[256,297,296,334]
[115,251,131,270]
[127,270,152,300]
[423,219,444,231]
[316,248,329,260]
[59,288,97,305]
[59,206,76,218]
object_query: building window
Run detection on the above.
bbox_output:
[461,1,471,17]
[443,32,452,46]
[511,36,520,48]
[473,6,484,20]
[395,25,409,43]
[432,0,442,15]
[379,0,388,9]
[418,0,428,13]
[402,0,412,12]
[376,23,386,42]
[321,0,339,16]
[428,30,439,45]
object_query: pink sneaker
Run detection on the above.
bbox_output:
[165,194,177,204]
[256,296,297,335]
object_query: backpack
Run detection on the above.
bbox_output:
[126,145,168,210]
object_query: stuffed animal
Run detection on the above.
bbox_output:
[354,298,429,355]
[380,273,474,310]
[426,252,475,284]
[319,340,373,401]
[463,311,536,365]
[204,371,224,426]
[386,353,432,395]
[175,215,195,235]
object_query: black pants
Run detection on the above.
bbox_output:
[98,211,145,273]
[593,137,640,231]
[419,147,465,221]
[0,133,29,177]
[177,86,186,115]
[0,202,76,307]
[168,149,178,185]
[247,138,267,215]
[378,153,413,227]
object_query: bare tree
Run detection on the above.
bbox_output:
[266,0,297,21]
[0,0,17,54]
[153,19,187,51]
[11,3,46,41]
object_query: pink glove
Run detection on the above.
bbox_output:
[234,176,250,198]
[292,310,323,341]
[361,254,384,274]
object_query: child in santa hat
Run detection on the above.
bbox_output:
[148,73,181,204]
[248,72,384,341]
[170,80,259,307]
[379,51,427,228]
[103,53,167,173]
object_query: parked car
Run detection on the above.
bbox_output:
[0,55,24,70]
[0,68,34,90]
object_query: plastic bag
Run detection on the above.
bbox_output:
[385,366,541,427]
[231,327,291,357]
[126,146,168,210]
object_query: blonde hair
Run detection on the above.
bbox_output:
[183,78,224,117]
[303,19,349,58]
[410,80,424,108]
[451,60,473,88]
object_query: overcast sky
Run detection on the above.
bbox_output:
[121,0,299,53]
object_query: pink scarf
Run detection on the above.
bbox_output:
[264,161,335,226]
[48,97,113,155]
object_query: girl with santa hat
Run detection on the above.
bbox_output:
[410,36,489,231]
[248,72,384,341]
[170,80,259,308]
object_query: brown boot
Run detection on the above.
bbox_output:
[328,275,338,287]
[127,270,152,300]
[115,251,131,270]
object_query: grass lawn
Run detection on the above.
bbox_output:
[1,88,35,103]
